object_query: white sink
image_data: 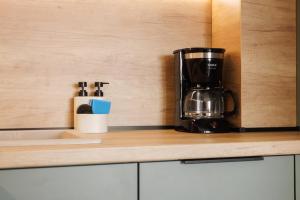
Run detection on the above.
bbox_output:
[0,129,102,147]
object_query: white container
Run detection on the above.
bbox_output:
[74,96,108,134]
[75,114,108,133]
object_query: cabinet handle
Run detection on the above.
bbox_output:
[181,156,264,164]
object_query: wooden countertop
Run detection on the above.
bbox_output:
[1,130,300,169]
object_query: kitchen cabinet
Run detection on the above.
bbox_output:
[140,156,294,200]
[212,0,296,128]
[0,163,137,200]
[296,155,300,200]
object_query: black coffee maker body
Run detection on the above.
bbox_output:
[174,48,236,133]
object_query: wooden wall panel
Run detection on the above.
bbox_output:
[0,0,211,128]
[241,0,296,127]
[212,0,242,127]
[297,0,300,126]
[213,0,296,128]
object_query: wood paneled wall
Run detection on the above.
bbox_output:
[297,0,300,126]
[0,0,211,128]
[213,0,296,128]
[212,0,242,127]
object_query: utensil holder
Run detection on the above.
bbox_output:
[74,96,108,134]
[75,114,108,133]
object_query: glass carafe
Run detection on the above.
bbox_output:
[184,87,236,119]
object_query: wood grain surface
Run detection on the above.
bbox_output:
[213,0,296,128]
[241,0,296,128]
[0,129,300,169]
[0,130,101,146]
[212,0,242,127]
[0,0,211,128]
[297,0,300,126]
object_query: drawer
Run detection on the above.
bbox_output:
[140,156,294,200]
[0,163,137,200]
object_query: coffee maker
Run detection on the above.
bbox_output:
[173,48,236,133]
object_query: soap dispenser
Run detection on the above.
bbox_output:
[78,81,88,97]
[91,82,111,115]
[74,82,91,132]
[94,82,109,97]
[74,82,90,114]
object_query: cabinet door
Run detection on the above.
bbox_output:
[296,155,300,200]
[140,156,294,200]
[0,163,137,200]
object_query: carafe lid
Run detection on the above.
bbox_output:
[173,47,225,54]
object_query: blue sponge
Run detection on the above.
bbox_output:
[91,99,111,114]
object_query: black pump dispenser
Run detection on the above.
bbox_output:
[78,82,88,96]
[94,82,109,97]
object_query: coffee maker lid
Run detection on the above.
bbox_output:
[173,47,225,54]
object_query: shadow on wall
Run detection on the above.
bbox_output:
[160,55,176,126]
[222,52,241,126]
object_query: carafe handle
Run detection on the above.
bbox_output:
[224,90,237,117]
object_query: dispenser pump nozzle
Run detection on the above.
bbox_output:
[95,82,109,97]
[78,82,88,96]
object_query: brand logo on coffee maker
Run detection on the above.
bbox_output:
[208,63,217,69]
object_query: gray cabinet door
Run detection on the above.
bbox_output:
[140,156,294,200]
[0,163,137,200]
[296,155,300,200]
